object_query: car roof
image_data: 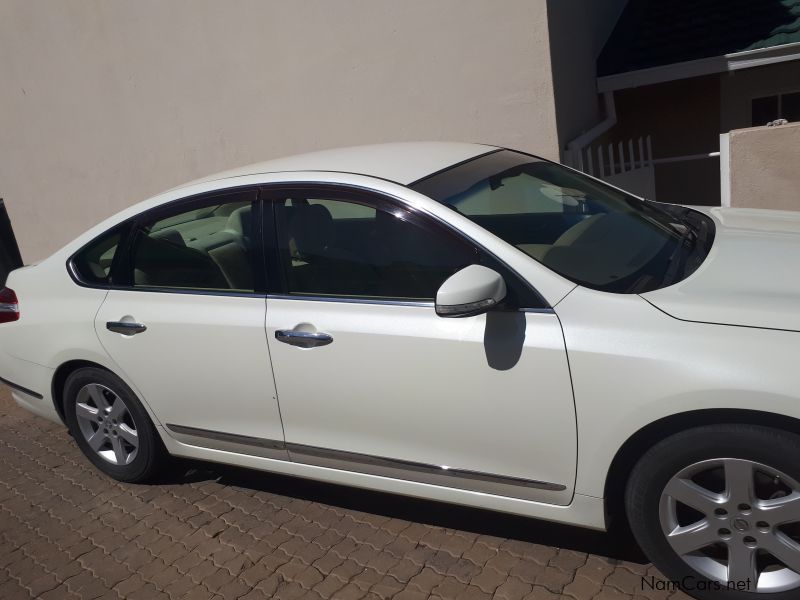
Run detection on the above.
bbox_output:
[178,142,499,189]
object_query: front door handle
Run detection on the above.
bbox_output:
[275,329,333,348]
[106,321,147,336]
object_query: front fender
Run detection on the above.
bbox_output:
[554,287,800,498]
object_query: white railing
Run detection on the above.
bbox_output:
[564,135,653,178]
[564,135,657,200]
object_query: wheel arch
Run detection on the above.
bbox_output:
[51,359,114,423]
[604,408,800,531]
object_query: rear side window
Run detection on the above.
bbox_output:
[71,230,121,285]
[128,190,258,293]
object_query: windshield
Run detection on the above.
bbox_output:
[411,150,714,294]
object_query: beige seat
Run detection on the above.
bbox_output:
[133,233,229,289]
[519,214,606,263]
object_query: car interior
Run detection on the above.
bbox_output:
[278,199,474,299]
[73,232,121,283]
[443,172,675,289]
[73,166,683,299]
[131,201,255,291]
[77,196,474,299]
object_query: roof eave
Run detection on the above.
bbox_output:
[597,40,800,92]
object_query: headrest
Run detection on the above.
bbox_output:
[151,229,186,247]
[226,205,252,237]
[291,204,333,258]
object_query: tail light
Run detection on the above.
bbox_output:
[0,287,19,323]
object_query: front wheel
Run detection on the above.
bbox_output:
[626,424,800,600]
[64,367,166,482]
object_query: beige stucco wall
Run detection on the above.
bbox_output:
[728,122,800,210]
[0,0,560,263]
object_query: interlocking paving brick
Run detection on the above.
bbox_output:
[0,385,675,599]
[565,574,605,599]
[471,564,510,594]
[495,577,534,600]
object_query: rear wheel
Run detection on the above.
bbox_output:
[64,367,165,482]
[626,425,800,600]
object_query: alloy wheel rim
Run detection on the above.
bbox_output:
[75,383,139,466]
[660,458,800,592]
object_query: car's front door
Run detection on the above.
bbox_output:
[264,188,577,504]
[95,188,286,458]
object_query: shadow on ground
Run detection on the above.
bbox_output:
[165,458,648,565]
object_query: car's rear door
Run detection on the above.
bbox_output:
[263,186,577,505]
[94,187,286,458]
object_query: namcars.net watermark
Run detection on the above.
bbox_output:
[642,575,753,593]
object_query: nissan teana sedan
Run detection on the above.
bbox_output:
[2,143,799,599]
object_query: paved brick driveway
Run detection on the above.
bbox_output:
[0,386,694,600]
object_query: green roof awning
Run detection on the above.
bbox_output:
[598,0,800,77]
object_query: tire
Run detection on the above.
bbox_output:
[64,367,165,482]
[626,424,800,600]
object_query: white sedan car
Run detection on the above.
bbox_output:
[2,143,799,599]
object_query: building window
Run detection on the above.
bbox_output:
[752,92,800,126]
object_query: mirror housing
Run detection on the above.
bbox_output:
[435,265,507,318]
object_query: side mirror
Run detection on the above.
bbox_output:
[435,265,507,318]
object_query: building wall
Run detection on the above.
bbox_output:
[728,122,800,210]
[0,0,559,263]
[590,61,800,206]
[546,0,628,149]
[597,75,722,205]
[721,61,800,132]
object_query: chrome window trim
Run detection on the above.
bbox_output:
[267,294,556,313]
[109,286,266,299]
[66,259,109,289]
[165,423,566,500]
[267,294,434,308]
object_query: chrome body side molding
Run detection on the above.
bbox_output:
[165,423,288,460]
[0,375,43,400]
[165,424,565,500]
[286,442,566,498]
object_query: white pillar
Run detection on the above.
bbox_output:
[720,133,731,207]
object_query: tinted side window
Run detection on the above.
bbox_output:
[72,230,121,285]
[275,197,477,300]
[130,190,258,292]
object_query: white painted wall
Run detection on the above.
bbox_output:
[0,0,560,262]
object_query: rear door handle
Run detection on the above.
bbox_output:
[275,330,333,348]
[106,321,147,336]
